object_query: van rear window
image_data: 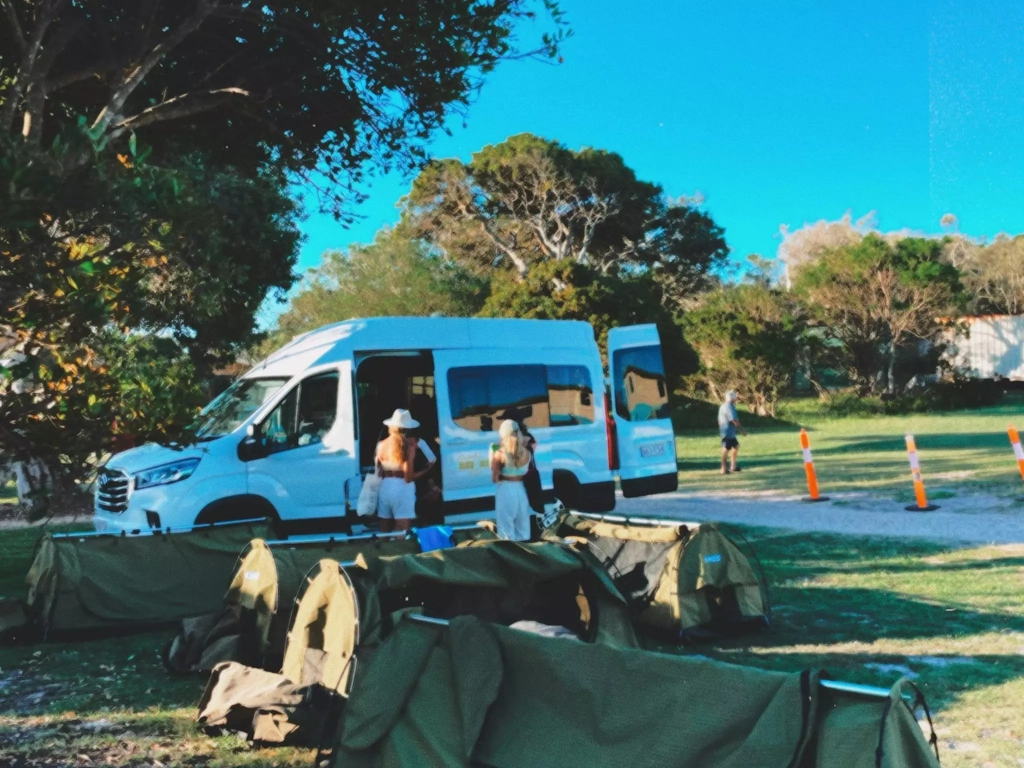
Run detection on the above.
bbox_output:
[612,346,670,421]
[447,365,596,432]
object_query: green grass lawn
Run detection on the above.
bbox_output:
[1,525,1021,766]
[674,393,1024,500]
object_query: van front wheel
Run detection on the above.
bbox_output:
[195,495,281,534]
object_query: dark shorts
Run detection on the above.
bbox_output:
[721,437,739,450]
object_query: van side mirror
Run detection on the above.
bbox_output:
[239,423,265,462]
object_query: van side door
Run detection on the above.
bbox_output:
[433,350,551,517]
[607,325,679,497]
[245,363,356,522]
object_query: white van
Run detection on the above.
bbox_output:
[93,317,678,534]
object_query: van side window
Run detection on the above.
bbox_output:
[448,366,549,432]
[547,365,595,426]
[263,372,339,453]
[612,346,671,422]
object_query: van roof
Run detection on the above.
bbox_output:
[246,317,597,379]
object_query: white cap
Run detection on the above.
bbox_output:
[498,420,520,438]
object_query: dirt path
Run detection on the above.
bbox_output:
[615,489,1024,544]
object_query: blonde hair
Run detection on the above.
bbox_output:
[382,426,409,465]
[501,430,531,468]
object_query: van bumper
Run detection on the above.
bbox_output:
[621,471,679,498]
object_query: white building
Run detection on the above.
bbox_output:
[947,315,1024,380]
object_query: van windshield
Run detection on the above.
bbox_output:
[195,377,289,439]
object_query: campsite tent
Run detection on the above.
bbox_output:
[198,538,638,745]
[360,538,638,648]
[19,519,270,637]
[167,524,497,674]
[198,558,365,745]
[330,614,940,768]
[545,511,769,640]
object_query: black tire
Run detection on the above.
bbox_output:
[194,495,280,533]
[553,472,581,511]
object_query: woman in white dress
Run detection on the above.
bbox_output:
[490,420,533,541]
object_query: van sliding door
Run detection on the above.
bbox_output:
[607,325,679,497]
[433,350,553,518]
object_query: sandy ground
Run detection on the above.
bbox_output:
[616,488,1024,544]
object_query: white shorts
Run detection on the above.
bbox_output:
[378,477,416,520]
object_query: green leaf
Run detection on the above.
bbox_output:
[129,132,138,158]
[67,276,78,290]
[79,261,95,275]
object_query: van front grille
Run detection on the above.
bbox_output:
[96,469,131,513]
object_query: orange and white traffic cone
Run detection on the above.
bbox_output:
[904,434,938,511]
[799,429,829,503]
[1007,426,1024,498]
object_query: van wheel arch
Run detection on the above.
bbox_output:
[553,470,582,510]
[195,495,282,535]
[553,470,616,514]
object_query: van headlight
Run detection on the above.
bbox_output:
[134,458,201,490]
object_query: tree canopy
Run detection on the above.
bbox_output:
[0,0,566,506]
[403,133,728,307]
[1,0,568,214]
[264,227,487,353]
[681,282,806,417]
[792,235,965,394]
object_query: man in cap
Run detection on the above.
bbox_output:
[718,390,747,474]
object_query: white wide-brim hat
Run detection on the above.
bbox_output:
[383,408,420,430]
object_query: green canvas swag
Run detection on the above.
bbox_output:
[331,615,940,768]
[167,524,498,674]
[546,511,769,640]
[21,520,270,636]
[197,538,638,747]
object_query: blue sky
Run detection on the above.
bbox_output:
[270,0,1024,322]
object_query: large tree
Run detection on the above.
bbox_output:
[1,0,568,212]
[1,0,565,504]
[402,133,728,308]
[792,235,965,394]
[480,258,698,387]
[0,144,300,507]
[265,227,487,353]
[945,234,1024,315]
[682,283,806,417]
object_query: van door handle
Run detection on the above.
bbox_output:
[447,438,467,446]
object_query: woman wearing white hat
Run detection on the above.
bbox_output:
[376,409,435,532]
[490,420,533,541]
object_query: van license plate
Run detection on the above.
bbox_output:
[640,443,666,458]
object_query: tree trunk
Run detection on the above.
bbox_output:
[886,346,897,395]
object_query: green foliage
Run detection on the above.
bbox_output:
[0,1,569,217]
[681,284,805,416]
[818,376,1002,417]
[264,228,487,354]
[0,135,297,505]
[480,259,697,385]
[792,234,965,394]
[950,233,1024,315]
[403,133,728,307]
